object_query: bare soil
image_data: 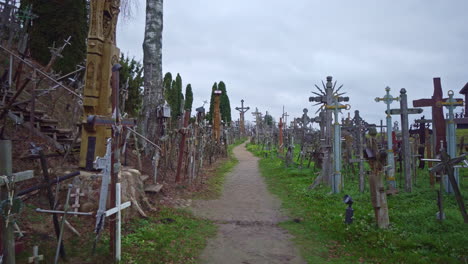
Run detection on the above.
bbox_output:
[190,143,306,264]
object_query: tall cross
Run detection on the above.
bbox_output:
[441,90,464,193]
[251,107,262,144]
[413,78,462,153]
[235,99,250,136]
[325,96,350,193]
[387,89,423,192]
[310,76,348,186]
[375,86,400,188]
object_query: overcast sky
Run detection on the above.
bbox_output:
[117,0,468,127]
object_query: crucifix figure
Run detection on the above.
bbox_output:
[235,99,250,136]
[387,89,423,192]
[375,86,400,189]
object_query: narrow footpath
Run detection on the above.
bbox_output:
[191,143,306,264]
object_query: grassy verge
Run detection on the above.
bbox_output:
[192,137,246,200]
[247,143,468,264]
[119,208,217,264]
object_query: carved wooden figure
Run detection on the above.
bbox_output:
[80,0,121,168]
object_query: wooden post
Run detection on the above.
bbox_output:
[213,90,222,142]
[36,148,67,260]
[0,140,15,264]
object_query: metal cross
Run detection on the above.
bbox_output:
[375,86,400,188]
[440,90,464,193]
[28,246,43,264]
[105,183,131,262]
[325,95,350,193]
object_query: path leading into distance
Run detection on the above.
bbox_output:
[191,143,306,264]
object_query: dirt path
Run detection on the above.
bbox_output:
[191,143,306,264]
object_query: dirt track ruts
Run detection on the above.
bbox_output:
[191,142,306,264]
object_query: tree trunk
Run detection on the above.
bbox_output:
[139,0,163,153]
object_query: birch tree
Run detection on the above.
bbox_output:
[139,0,163,151]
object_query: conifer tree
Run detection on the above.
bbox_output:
[119,54,143,117]
[184,84,193,111]
[218,81,232,125]
[206,82,218,123]
[23,0,88,73]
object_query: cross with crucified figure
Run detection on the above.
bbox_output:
[235,99,250,136]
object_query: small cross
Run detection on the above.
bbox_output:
[105,183,131,262]
[70,187,85,217]
[28,245,44,264]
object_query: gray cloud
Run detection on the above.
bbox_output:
[117,0,468,127]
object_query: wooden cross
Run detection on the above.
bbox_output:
[413,78,463,153]
[105,183,131,262]
[70,186,85,217]
[28,245,43,264]
[429,152,468,223]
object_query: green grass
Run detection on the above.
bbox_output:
[192,137,246,200]
[120,208,217,264]
[247,143,468,264]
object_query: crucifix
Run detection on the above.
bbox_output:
[440,90,464,193]
[251,107,262,145]
[0,140,34,264]
[387,88,423,192]
[235,99,250,136]
[375,86,400,188]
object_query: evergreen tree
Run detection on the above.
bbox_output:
[174,73,183,119]
[218,81,232,125]
[119,54,143,117]
[23,0,88,73]
[206,82,217,123]
[184,84,193,111]
[265,114,273,126]
[163,72,172,102]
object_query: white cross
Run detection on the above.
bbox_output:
[105,183,131,262]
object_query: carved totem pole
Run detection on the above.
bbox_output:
[80,1,121,169]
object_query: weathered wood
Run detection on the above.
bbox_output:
[37,149,66,259]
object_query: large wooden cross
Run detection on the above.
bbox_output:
[413,78,462,153]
